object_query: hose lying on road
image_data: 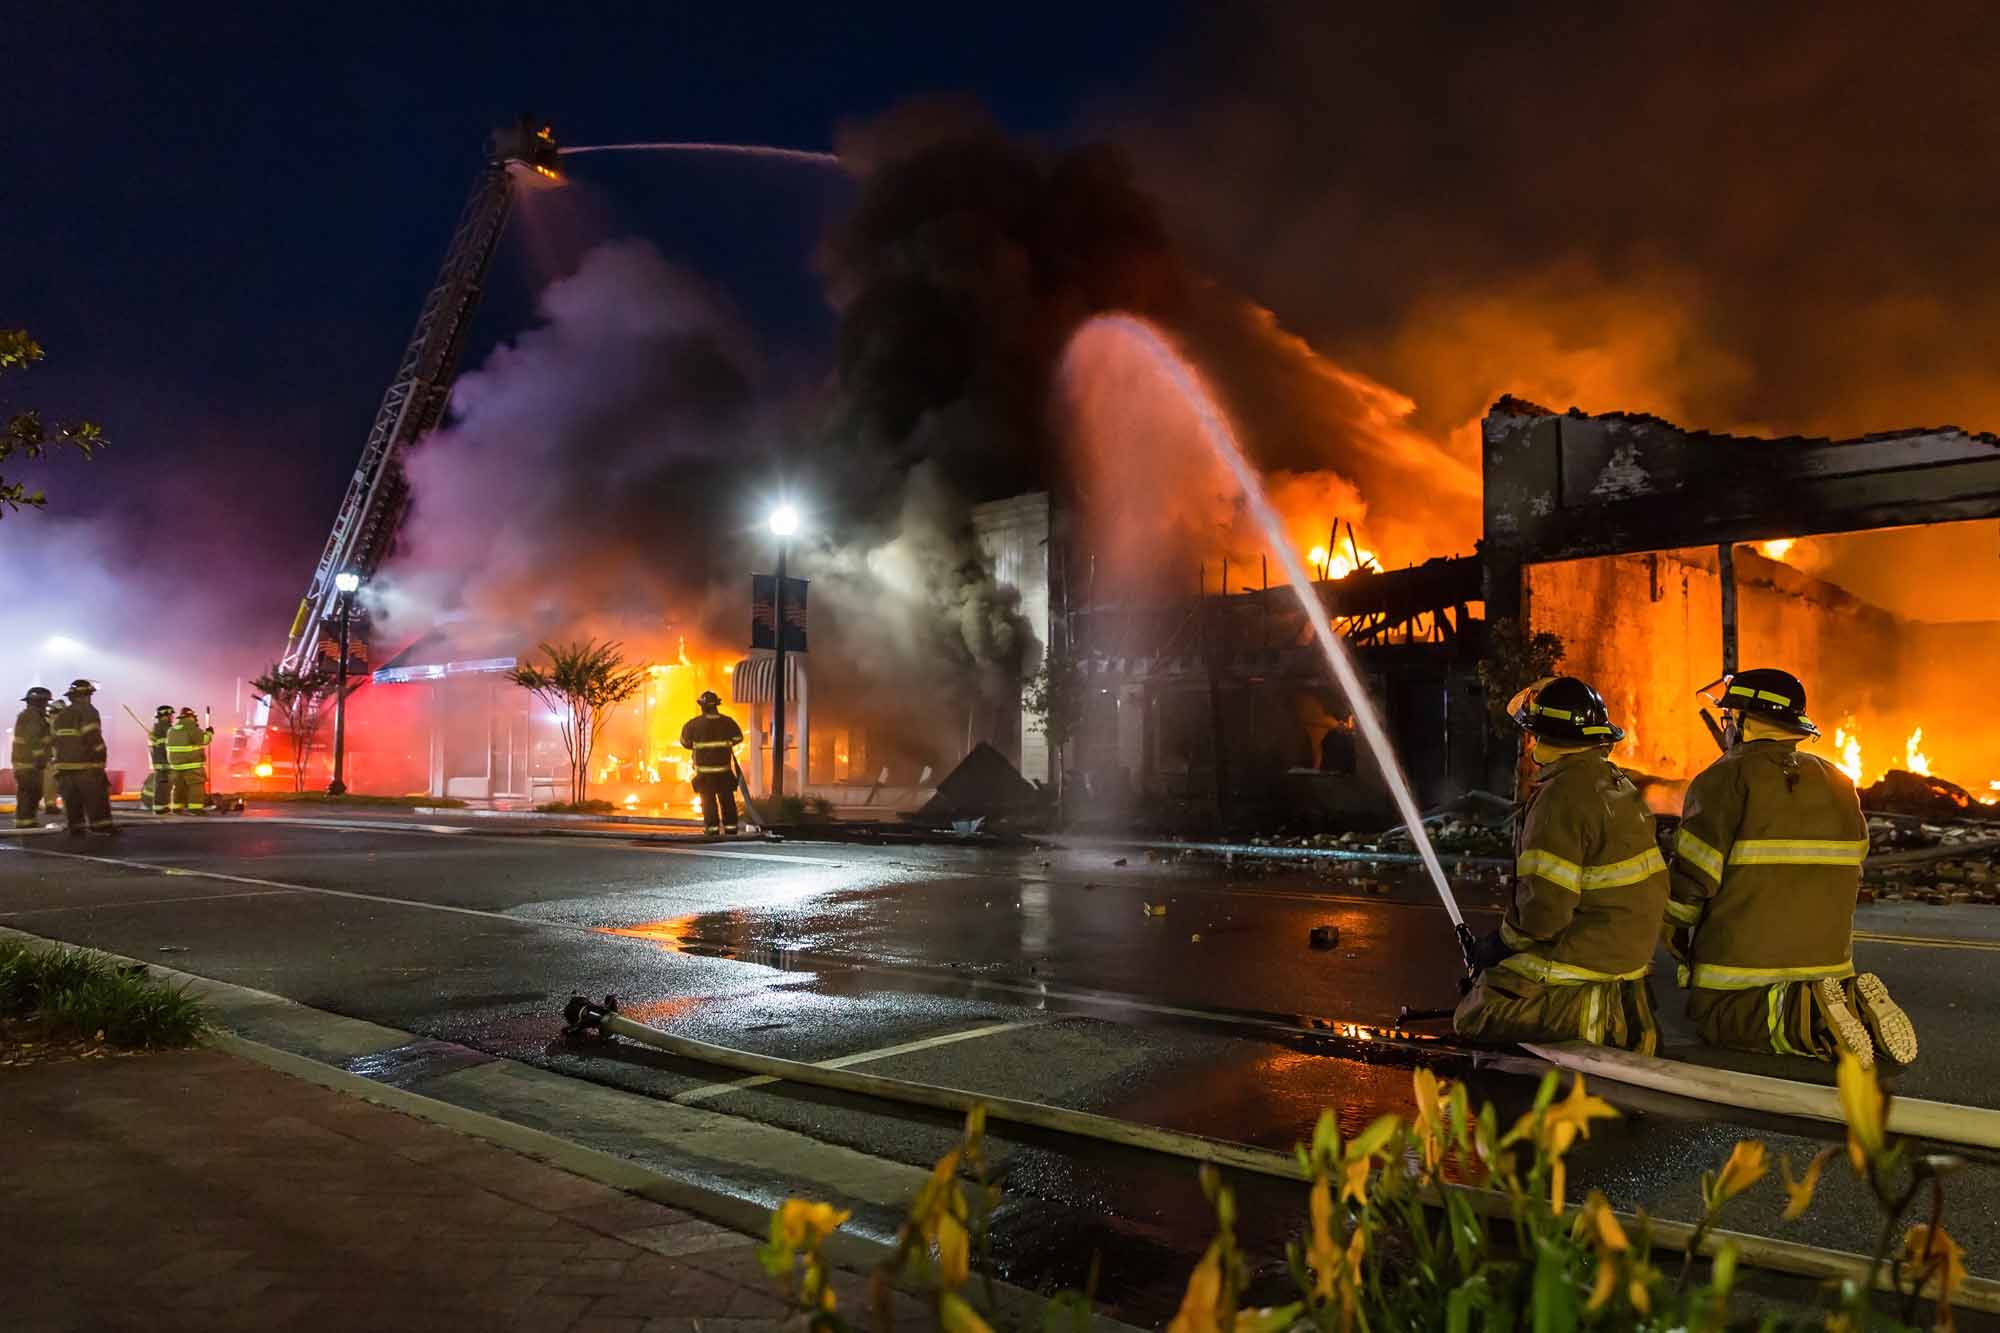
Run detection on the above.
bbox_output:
[1526,1041,2000,1152]
[560,995,2000,1311]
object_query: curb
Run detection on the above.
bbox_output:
[0,923,1139,1332]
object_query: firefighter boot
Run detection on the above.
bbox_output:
[1852,974,1918,1065]
[1810,977,1875,1071]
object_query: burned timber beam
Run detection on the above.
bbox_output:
[1481,396,2000,622]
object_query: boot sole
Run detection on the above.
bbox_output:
[1812,977,1874,1070]
[1853,973,1918,1065]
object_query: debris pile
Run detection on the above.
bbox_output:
[1861,769,2000,824]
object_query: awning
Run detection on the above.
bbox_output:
[730,653,806,705]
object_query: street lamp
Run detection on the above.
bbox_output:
[327,570,361,797]
[768,505,801,799]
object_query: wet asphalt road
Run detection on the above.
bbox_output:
[5,812,2000,1318]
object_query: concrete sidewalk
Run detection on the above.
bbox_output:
[6,1047,928,1333]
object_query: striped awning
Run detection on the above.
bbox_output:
[730,653,806,705]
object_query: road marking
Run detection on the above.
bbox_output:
[1855,930,2000,953]
[0,889,295,918]
[240,814,845,865]
[673,1019,1044,1105]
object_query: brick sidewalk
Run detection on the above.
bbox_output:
[5,1048,925,1332]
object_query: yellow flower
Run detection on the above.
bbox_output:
[1837,1051,1887,1174]
[937,1212,971,1287]
[777,1198,852,1249]
[1339,1153,1370,1208]
[1779,1147,1838,1221]
[1542,1075,1620,1155]
[1167,1241,1225,1333]
[1708,1140,1769,1209]
[1587,1258,1618,1312]
[1306,1178,1339,1300]
[1903,1224,1968,1309]
[940,1292,994,1333]
[1580,1191,1629,1253]
[1627,1278,1651,1314]
[1412,1068,1450,1171]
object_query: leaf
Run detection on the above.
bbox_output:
[1531,1238,1580,1333]
[939,1293,993,1333]
[937,1213,971,1286]
[1346,1112,1400,1162]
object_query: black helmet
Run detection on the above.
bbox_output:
[66,678,95,697]
[156,705,175,717]
[1509,675,1625,744]
[1700,668,1818,737]
[696,690,721,709]
[23,687,52,705]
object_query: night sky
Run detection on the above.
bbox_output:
[10,2,2000,768]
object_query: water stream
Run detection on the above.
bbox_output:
[1065,314,1466,932]
[559,141,841,167]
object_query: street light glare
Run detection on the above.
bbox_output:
[334,571,361,594]
[42,634,86,657]
[769,504,800,537]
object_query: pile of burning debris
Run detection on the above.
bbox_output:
[1857,769,2000,903]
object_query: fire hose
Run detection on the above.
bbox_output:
[558,994,2000,1311]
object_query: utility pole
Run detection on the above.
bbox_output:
[1718,543,1739,676]
[767,504,800,800]
[328,570,360,796]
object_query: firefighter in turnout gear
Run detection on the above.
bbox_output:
[1455,677,1669,1052]
[11,687,55,828]
[165,707,214,814]
[1667,669,1916,1068]
[51,679,115,836]
[144,705,173,811]
[680,691,744,836]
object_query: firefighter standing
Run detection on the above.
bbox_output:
[680,691,744,836]
[146,705,174,812]
[1455,677,1669,1051]
[1666,668,1916,1068]
[11,687,55,829]
[51,679,115,836]
[165,707,214,815]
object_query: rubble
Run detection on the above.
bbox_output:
[1861,769,2000,824]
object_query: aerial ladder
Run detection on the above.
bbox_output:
[245,119,560,763]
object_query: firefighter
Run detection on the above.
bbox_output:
[1666,668,1915,1068]
[11,687,55,829]
[145,705,174,812]
[1454,677,1669,1052]
[165,707,214,815]
[51,679,115,836]
[680,690,744,836]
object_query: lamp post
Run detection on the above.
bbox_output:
[768,504,799,800]
[327,570,361,796]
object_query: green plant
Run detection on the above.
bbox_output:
[0,940,207,1048]
[533,799,617,815]
[2,329,107,516]
[509,640,648,806]
[1024,646,1087,804]
[759,1057,1967,1332]
[768,795,836,825]
[1478,618,1566,738]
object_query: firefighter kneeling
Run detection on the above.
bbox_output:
[1666,669,1916,1068]
[680,691,744,837]
[1455,677,1668,1052]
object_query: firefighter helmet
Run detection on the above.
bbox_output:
[696,691,721,710]
[66,678,95,697]
[1699,668,1818,736]
[22,687,53,705]
[1509,675,1625,744]
[178,707,198,719]
[156,705,175,717]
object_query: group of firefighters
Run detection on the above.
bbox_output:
[1456,666,1919,1070]
[10,680,215,835]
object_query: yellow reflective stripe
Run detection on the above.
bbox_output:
[690,740,735,750]
[165,746,206,755]
[53,728,80,737]
[1579,724,1616,735]
[79,721,100,732]
[53,762,101,772]
[1579,846,1666,891]
[1689,958,1853,990]
[1499,953,1651,986]
[1499,920,1540,952]
[1755,690,1791,705]
[1535,704,1574,720]
[1664,897,1702,926]
[170,762,206,771]
[1726,839,1868,867]
[1767,985,1806,1057]
[1516,848,1583,892]
[1675,828,1725,882]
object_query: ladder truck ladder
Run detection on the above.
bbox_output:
[252,119,561,738]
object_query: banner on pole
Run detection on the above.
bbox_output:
[750,574,809,651]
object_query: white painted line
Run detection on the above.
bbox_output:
[673,1019,1044,1105]
[0,889,295,917]
[240,813,844,865]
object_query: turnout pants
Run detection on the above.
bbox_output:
[170,769,207,814]
[56,770,113,833]
[150,766,173,810]
[1455,967,1659,1054]
[13,767,45,827]
[1688,976,1891,1060]
[699,788,739,835]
